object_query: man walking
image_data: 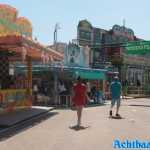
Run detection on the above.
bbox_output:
[109,76,122,118]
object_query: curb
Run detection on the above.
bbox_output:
[0,107,54,139]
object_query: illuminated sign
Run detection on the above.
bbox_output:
[0,4,17,22]
[0,4,32,37]
[16,17,32,37]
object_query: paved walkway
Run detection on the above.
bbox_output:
[0,106,54,127]
[0,98,150,150]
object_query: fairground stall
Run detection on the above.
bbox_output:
[0,4,63,114]
[15,42,107,107]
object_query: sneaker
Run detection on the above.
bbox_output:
[109,110,112,117]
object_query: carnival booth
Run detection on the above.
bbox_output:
[0,35,48,114]
[0,4,63,114]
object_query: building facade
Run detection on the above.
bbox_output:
[77,20,138,69]
[77,20,107,68]
[64,42,90,68]
[77,20,150,95]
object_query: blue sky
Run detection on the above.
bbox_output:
[0,0,150,45]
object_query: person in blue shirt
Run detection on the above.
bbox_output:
[109,76,122,117]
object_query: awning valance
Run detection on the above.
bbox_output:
[74,68,106,80]
[75,70,106,80]
[16,64,107,80]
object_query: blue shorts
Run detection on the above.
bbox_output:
[111,98,121,107]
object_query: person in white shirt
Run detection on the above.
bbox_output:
[33,84,38,104]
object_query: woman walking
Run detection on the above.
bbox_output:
[72,76,87,127]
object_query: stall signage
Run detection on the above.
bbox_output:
[123,54,150,66]
[125,41,150,55]
[0,18,31,37]
[0,5,32,37]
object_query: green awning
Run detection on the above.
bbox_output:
[15,64,106,80]
[75,70,106,80]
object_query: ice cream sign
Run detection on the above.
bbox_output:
[125,41,150,55]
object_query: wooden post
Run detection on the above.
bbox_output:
[54,72,58,105]
[27,57,32,96]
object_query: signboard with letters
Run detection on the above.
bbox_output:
[125,41,150,55]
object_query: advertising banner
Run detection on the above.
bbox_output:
[125,41,150,55]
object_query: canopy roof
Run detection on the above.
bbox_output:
[73,67,106,80]
[0,35,63,61]
[16,64,107,80]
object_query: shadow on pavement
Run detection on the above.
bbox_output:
[129,104,150,107]
[109,116,125,120]
[0,112,58,141]
[0,107,54,127]
[55,103,107,110]
[69,125,90,131]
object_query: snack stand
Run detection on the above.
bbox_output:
[0,4,63,114]
[0,36,42,113]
